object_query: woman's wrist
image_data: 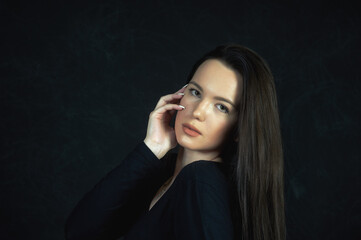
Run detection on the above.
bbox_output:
[143,139,166,160]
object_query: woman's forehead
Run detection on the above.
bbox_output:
[191,59,242,105]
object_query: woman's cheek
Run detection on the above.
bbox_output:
[181,94,193,106]
[179,96,188,108]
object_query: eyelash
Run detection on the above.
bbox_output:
[189,88,229,114]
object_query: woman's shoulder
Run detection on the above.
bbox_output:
[173,160,233,216]
[176,160,230,193]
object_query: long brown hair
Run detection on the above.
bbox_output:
[185,44,286,240]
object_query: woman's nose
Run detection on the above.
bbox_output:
[192,100,209,121]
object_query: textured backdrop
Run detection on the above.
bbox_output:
[0,0,360,239]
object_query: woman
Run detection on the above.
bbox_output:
[65,44,286,240]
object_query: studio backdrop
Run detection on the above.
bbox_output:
[0,0,360,239]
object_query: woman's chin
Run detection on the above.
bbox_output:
[175,134,196,150]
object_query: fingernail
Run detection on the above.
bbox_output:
[176,92,185,95]
[178,105,185,109]
[182,84,188,89]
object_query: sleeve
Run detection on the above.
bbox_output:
[174,175,234,240]
[65,141,164,240]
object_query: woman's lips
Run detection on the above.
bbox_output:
[182,124,201,137]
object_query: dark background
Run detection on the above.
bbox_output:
[1,0,360,239]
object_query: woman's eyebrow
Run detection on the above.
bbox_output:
[189,81,236,108]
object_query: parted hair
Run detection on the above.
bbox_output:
[185,44,286,240]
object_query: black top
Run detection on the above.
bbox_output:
[65,142,235,240]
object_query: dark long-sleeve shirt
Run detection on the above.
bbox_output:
[65,141,234,239]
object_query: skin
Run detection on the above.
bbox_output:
[144,59,242,210]
[173,59,241,178]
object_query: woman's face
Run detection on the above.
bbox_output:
[175,59,242,154]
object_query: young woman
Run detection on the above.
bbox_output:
[65,44,286,240]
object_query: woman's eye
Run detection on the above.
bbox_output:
[189,88,200,97]
[217,104,229,114]
[189,88,229,114]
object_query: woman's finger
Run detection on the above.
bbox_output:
[152,103,185,118]
[154,85,187,109]
[154,93,183,109]
[175,84,188,93]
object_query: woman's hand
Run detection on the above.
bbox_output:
[144,84,187,159]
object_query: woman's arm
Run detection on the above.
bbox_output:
[65,85,187,239]
[65,141,163,240]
